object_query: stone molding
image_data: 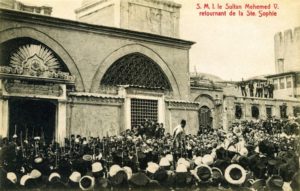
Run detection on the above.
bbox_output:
[166,100,199,110]
[68,92,124,106]
[0,8,194,50]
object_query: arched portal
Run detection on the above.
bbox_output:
[0,38,72,144]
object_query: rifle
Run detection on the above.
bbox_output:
[41,126,45,145]
[134,142,140,171]
[20,131,25,158]
[25,127,28,143]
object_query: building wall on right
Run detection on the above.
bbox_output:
[274,27,300,73]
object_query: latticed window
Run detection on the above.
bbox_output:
[131,98,158,128]
[100,53,171,90]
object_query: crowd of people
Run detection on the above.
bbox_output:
[239,80,274,98]
[0,118,299,191]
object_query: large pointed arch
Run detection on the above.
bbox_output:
[0,27,85,91]
[90,44,180,97]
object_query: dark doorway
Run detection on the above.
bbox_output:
[199,106,212,131]
[9,99,56,143]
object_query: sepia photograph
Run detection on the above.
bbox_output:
[0,0,299,190]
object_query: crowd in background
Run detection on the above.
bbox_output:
[0,118,299,191]
[239,80,274,98]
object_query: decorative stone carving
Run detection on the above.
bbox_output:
[214,98,222,106]
[166,100,199,110]
[68,93,124,106]
[0,44,75,82]
[4,80,63,97]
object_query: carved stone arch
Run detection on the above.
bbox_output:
[0,27,85,91]
[194,94,215,109]
[195,94,215,130]
[90,44,180,96]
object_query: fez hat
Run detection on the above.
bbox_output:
[153,168,168,182]
[30,169,42,179]
[224,164,246,185]
[34,157,43,164]
[194,156,202,166]
[237,155,250,169]
[79,175,95,191]
[211,167,223,180]
[20,174,32,187]
[266,175,284,190]
[48,172,61,182]
[92,162,103,173]
[48,172,65,189]
[239,147,248,157]
[202,154,214,166]
[69,171,81,183]
[123,166,133,180]
[6,172,17,184]
[159,157,170,167]
[248,179,266,190]
[82,154,93,162]
[110,170,128,187]
[196,164,212,182]
[177,158,190,169]
[130,172,150,187]
[176,163,188,173]
[146,162,160,174]
[109,164,122,177]
[166,154,173,162]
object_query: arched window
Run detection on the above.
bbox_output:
[251,105,260,119]
[100,53,171,90]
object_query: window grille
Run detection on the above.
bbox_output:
[100,53,171,90]
[131,98,158,128]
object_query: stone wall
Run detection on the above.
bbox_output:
[190,87,223,129]
[0,10,193,101]
[75,0,181,38]
[274,27,300,73]
[223,95,300,128]
[67,102,123,138]
[165,100,199,135]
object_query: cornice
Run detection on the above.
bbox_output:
[166,100,199,110]
[68,92,124,106]
[0,8,195,50]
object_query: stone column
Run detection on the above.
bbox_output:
[124,97,131,130]
[57,101,67,145]
[0,98,9,138]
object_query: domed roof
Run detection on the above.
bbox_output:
[190,72,223,82]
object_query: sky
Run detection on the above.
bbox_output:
[19,0,300,81]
